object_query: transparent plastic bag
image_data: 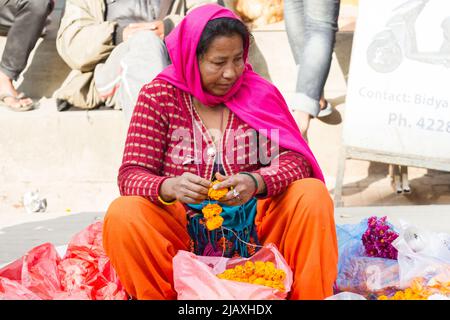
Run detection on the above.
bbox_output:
[335,219,400,298]
[336,255,399,298]
[336,219,368,274]
[392,220,450,289]
[325,292,367,300]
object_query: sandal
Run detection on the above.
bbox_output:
[0,92,35,112]
[317,100,333,118]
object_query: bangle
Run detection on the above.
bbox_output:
[239,172,259,197]
[158,195,177,206]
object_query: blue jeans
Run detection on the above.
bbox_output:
[0,0,53,80]
[284,0,340,117]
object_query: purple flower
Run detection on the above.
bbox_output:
[361,216,399,260]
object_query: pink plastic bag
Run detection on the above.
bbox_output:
[0,277,42,300]
[173,243,293,300]
[0,222,127,300]
[0,243,63,300]
[58,221,128,300]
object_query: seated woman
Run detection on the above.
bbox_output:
[103,4,338,300]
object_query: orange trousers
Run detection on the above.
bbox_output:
[103,178,338,300]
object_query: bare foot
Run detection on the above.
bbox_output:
[319,96,328,110]
[292,110,310,143]
[0,71,34,111]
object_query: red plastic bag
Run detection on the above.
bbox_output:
[0,221,127,300]
[173,243,293,300]
[21,243,63,299]
[0,243,63,300]
[58,221,128,300]
[0,277,42,300]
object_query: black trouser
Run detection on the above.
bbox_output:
[0,0,53,81]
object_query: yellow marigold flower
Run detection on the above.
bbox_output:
[265,280,274,288]
[234,265,246,277]
[253,278,266,285]
[205,215,224,231]
[393,291,405,300]
[217,261,286,292]
[273,270,286,282]
[234,265,244,272]
[411,278,424,292]
[255,268,265,278]
[202,203,222,218]
[264,269,275,281]
[265,261,275,269]
[404,288,414,299]
[223,269,235,277]
[244,269,253,277]
[244,261,255,273]
[202,203,224,230]
[378,295,388,300]
[208,181,229,200]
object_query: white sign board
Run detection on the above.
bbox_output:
[343,0,450,164]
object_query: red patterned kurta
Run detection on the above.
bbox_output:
[118,79,312,201]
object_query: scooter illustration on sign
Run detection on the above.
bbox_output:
[367,0,450,73]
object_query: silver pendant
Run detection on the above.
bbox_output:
[207,146,216,158]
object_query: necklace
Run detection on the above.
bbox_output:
[193,99,226,158]
[191,98,227,178]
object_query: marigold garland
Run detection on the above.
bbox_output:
[216,261,286,292]
[202,203,224,231]
[201,182,229,231]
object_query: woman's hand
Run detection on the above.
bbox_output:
[159,172,211,204]
[213,172,261,206]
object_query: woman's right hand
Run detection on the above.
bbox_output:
[159,173,211,204]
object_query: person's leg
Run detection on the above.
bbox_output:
[255,178,338,300]
[285,0,340,137]
[299,0,339,110]
[284,0,306,67]
[284,0,310,139]
[93,41,130,109]
[103,196,190,300]
[118,31,170,124]
[94,30,170,124]
[0,0,53,110]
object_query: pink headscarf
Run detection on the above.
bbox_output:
[156,4,324,181]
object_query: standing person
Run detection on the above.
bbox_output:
[284,0,340,141]
[0,0,54,111]
[103,4,338,300]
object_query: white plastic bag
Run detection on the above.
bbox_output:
[325,292,367,300]
[392,220,450,288]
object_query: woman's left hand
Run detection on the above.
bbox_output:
[213,172,257,206]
